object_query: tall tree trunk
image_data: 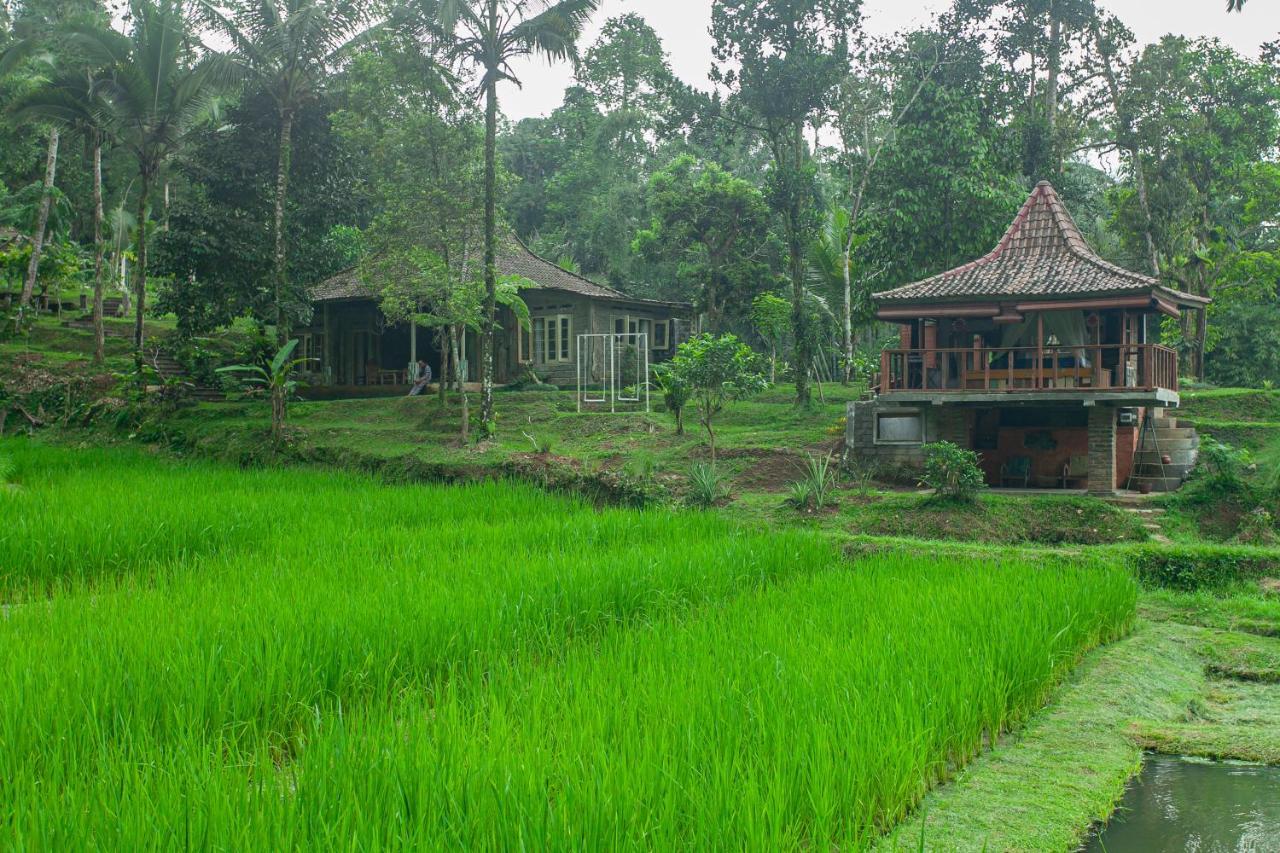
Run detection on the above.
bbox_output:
[134,177,151,354]
[1046,8,1061,178]
[479,37,499,436]
[451,323,468,442]
[272,106,294,348]
[438,328,448,403]
[1194,306,1208,381]
[786,125,812,408]
[20,128,60,309]
[92,138,105,365]
[1092,24,1160,276]
[841,247,853,385]
[271,382,286,442]
[705,266,720,333]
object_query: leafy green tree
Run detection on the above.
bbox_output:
[711,0,859,407]
[750,290,789,384]
[633,155,770,332]
[153,89,367,336]
[861,28,1025,290]
[73,0,235,352]
[664,332,768,462]
[1119,36,1280,378]
[11,57,114,362]
[651,361,689,435]
[198,0,376,346]
[828,35,937,383]
[357,102,529,438]
[413,0,600,437]
[1,37,63,315]
[576,13,671,159]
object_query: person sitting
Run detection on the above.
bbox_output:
[407,359,432,396]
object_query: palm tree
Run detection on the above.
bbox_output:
[197,0,374,347]
[0,39,60,316]
[417,0,600,435]
[11,63,114,363]
[73,0,232,353]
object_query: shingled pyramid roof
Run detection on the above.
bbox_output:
[313,234,681,307]
[874,181,1206,307]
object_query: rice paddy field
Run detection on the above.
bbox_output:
[0,439,1137,848]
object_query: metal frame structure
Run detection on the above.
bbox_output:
[576,332,650,413]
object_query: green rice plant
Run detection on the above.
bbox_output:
[0,440,1137,850]
[687,461,729,507]
[0,548,1134,848]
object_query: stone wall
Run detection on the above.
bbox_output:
[846,400,966,477]
[1087,405,1118,494]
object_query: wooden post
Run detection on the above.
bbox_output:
[322,302,332,385]
[1036,312,1044,390]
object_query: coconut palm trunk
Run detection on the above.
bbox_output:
[133,177,150,352]
[91,135,105,364]
[20,128,59,310]
[479,67,498,435]
[272,106,293,347]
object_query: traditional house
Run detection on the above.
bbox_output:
[846,181,1208,494]
[303,235,690,389]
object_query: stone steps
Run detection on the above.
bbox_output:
[1128,410,1201,494]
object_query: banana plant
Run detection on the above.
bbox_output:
[216,339,313,442]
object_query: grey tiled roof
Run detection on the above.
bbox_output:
[874,182,1206,306]
[312,235,683,307]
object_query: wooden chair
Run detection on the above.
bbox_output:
[1000,456,1032,488]
[1061,455,1088,489]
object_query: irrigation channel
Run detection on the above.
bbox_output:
[1084,755,1280,851]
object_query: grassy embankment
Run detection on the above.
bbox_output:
[0,440,1135,847]
[1,314,1153,545]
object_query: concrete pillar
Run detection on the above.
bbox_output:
[1088,406,1117,495]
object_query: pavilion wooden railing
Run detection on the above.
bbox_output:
[878,344,1179,395]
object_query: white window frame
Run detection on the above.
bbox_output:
[874,408,925,446]
[536,314,573,363]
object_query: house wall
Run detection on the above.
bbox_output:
[847,400,1123,493]
[976,426,1088,487]
[520,293,681,388]
[308,292,687,390]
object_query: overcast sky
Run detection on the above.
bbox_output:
[499,0,1280,121]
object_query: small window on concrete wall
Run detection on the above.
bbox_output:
[875,409,924,445]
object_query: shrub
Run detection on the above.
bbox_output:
[844,456,880,496]
[652,363,690,435]
[1236,507,1278,546]
[1196,436,1252,491]
[921,441,985,502]
[663,334,768,461]
[687,462,729,508]
[1127,544,1280,591]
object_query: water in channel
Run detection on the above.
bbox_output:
[1084,755,1280,852]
